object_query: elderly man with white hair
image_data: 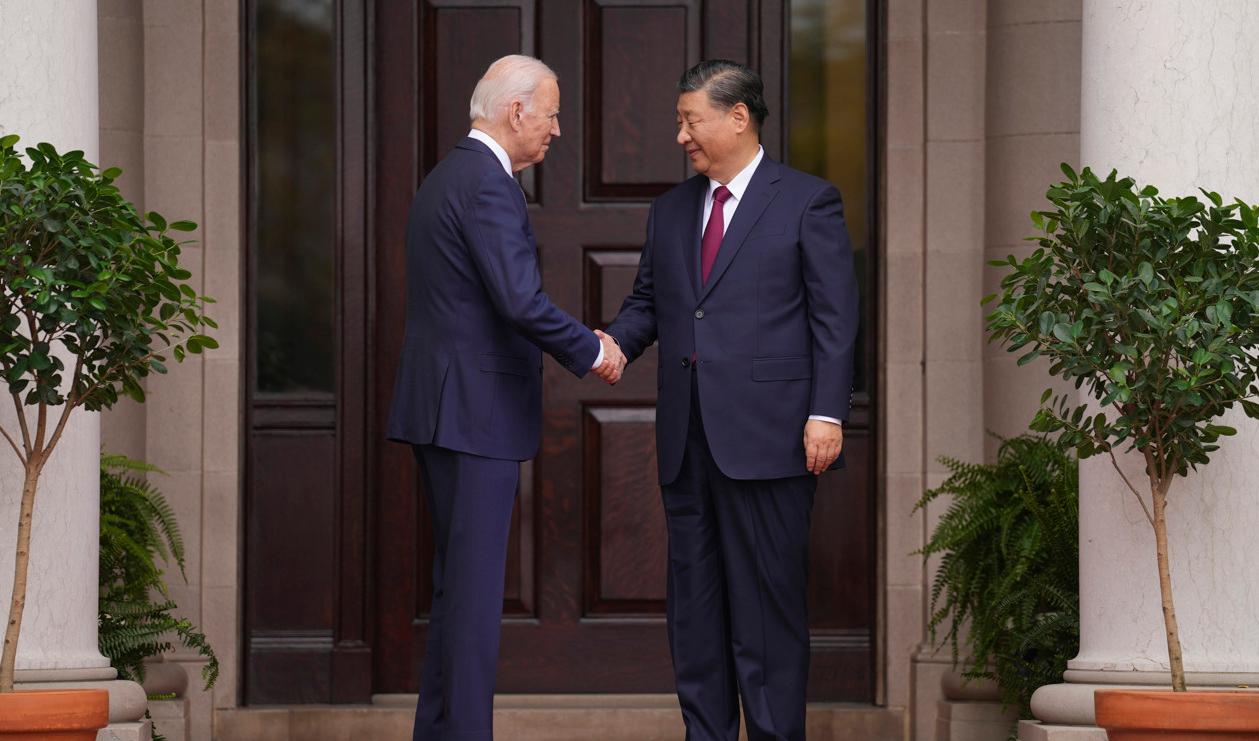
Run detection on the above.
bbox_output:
[386,55,625,741]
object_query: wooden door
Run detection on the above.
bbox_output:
[371,0,875,700]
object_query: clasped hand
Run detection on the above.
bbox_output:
[592,329,627,384]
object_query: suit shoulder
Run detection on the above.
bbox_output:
[776,164,840,199]
[653,174,707,209]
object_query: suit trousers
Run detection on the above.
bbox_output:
[410,444,519,741]
[663,370,817,741]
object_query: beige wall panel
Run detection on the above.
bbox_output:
[985,133,1081,247]
[925,140,985,253]
[989,0,1082,27]
[926,32,986,141]
[987,21,1081,137]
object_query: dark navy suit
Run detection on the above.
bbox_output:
[387,137,599,741]
[606,154,858,740]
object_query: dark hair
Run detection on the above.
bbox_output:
[678,59,770,130]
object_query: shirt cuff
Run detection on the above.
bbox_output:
[808,414,842,426]
[591,336,605,369]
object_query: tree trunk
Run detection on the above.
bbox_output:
[1151,482,1186,692]
[0,456,42,693]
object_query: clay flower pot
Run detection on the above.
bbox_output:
[0,689,109,739]
[1096,689,1259,739]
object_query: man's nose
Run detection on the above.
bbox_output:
[552,118,561,137]
[677,128,690,146]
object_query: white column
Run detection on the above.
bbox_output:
[0,0,112,680]
[0,4,149,738]
[1026,1,1259,735]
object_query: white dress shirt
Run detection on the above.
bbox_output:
[467,128,605,369]
[702,146,841,427]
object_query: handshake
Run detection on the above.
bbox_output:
[592,329,627,384]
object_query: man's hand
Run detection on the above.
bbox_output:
[803,419,843,475]
[592,329,627,384]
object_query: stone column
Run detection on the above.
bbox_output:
[0,1,148,738]
[1023,2,1259,737]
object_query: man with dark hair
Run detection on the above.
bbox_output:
[603,59,858,740]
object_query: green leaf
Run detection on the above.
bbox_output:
[169,220,197,232]
[1138,262,1154,285]
[148,211,167,231]
[1038,311,1054,335]
[1216,300,1233,325]
[0,134,19,148]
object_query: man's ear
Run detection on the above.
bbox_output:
[730,102,750,133]
[508,100,525,132]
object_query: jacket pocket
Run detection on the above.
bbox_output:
[751,356,812,381]
[479,354,532,377]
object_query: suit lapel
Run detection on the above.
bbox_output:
[699,156,782,302]
[674,176,706,301]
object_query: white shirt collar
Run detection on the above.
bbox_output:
[708,145,764,203]
[467,128,512,176]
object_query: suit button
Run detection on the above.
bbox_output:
[694,309,705,319]
[681,357,690,368]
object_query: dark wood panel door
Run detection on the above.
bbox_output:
[372,0,875,700]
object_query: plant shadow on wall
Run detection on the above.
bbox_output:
[986,165,1259,735]
[0,135,217,735]
[916,434,1080,739]
[99,453,218,741]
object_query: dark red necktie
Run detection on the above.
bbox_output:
[701,186,732,284]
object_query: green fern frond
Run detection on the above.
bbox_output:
[98,452,219,692]
[919,433,1080,721]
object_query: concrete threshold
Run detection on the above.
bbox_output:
[216,695,906,741]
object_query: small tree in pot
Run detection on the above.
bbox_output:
[0,136,215,733]
[986,165,1259,732]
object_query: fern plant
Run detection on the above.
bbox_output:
[915,434,1079,724]
[98,453,218,692]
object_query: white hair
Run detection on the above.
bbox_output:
[468,55,557,123]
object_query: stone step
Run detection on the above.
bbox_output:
[215,695,905,740]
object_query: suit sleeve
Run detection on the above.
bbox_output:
[801,184,859,421]
[604,201,659,362]
[464,171,600,377]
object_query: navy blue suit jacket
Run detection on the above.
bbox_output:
[386,138,600,460]
[606,155,859,484]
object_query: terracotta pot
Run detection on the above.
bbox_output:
[0,689,110,740]
[1096,689,1259,740]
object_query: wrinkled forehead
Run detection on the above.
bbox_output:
[533,76,560,110]
[676,89,716,118]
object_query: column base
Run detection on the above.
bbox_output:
[149,697,190,741]
[98,721,152,741]
[937,699,1019,741]
[15,677,149,728]
[1017,720,1107,740]
[1032,677,1259,727]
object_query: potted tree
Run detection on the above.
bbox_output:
[986,165,1259,737]
[0,136,215,738]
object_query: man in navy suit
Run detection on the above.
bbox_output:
[604,60,859,741]
[386,55,624,741]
